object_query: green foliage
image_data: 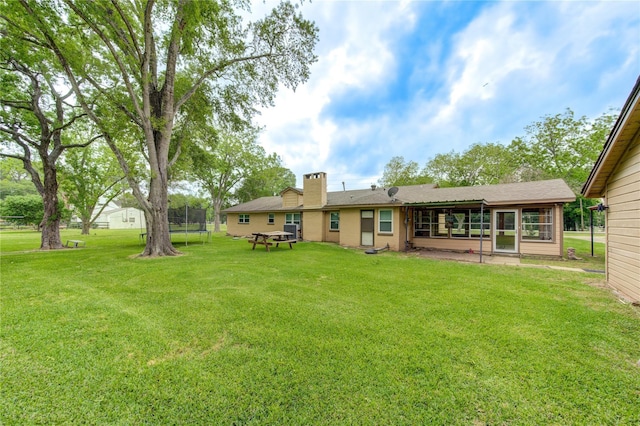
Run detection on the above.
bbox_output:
[0,157,38,199]
[378,156,431,187]
[3,0,318,255]
[0,195,43,226]
[0,196,72,229]
[59,141,125,232]
[1,231,639,424]
[423,143,520,187]
[168,193,209,209]
[511,108,617,192]
[234,154,296,203]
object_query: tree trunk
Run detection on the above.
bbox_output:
[140,174,180,257]
[81,220,91,235]
[213,198,223,233]
[40,165,63,250]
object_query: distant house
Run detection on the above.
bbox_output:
[73,202,146,230]
[224,172,575,258]
[582,76,640,303]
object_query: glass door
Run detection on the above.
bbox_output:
[493,210,518,253]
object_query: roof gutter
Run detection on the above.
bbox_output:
[582,75,640,197]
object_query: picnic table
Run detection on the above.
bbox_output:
[249,231,296,252]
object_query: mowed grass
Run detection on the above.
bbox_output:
[1,230,639,424]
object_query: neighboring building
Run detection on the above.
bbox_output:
[73,202,146,230]
[582,76,640,303]
[224,172,575,258]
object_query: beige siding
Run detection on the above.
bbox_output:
[282,190,302,208]
[605,134,640,302]
[412,238,492,254]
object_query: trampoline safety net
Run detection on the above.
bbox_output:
[168,207,207,232]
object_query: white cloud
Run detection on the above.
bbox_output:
[253,0,640,188]
[254,1,419,186]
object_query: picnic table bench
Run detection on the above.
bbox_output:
[249,231,296,252]
[66,239,85,248]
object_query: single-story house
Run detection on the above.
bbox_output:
[582,75,640,303]
[224,172,576,258]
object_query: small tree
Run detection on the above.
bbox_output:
[378,156,429,187]
[186,125,267,233]
[59,142,125,234]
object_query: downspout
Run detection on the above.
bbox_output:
[404,206,409,251]
[480,201,484,264]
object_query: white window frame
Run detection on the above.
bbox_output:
[521,207,554,242]
[285,213,300,225]
[239,214,250,224]
[330,211,340,231]
[378,209,393,233]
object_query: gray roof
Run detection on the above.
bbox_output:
[223,179,575,212]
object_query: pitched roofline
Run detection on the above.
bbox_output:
[280,187,303,195]
[582,75,640,197]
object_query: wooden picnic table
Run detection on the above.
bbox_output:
[249,231,296,252]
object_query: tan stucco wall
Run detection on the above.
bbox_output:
[333,207,404,250]
[303,210,324,242]
[225,212,285,237]
[324,211,340,243]
[337,209,362,247]
[605,135,640,302]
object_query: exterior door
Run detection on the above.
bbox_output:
[361,210,374,246]
[493,210,518,253]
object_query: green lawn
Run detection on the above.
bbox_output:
[1,230,639,424]
[520,235,607,271]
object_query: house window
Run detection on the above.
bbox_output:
[378,209,393,233]
[413,209,448,237]
[239,214,250,224]
[330,212,339,231]
[451,209,469,238]
[267,213,275,224]
[470,210,490,238]
[522,208,553,241]
[285,213,300,225]
[414,208,489,238]
[129,217,136,223]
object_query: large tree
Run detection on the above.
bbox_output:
[6,0,318,256]
[423,143,519,187]
[511,108,616,192]
[0,55,94,249]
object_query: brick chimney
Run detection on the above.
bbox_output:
[303,172,327,208]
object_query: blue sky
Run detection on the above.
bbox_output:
[253,1,640,191]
